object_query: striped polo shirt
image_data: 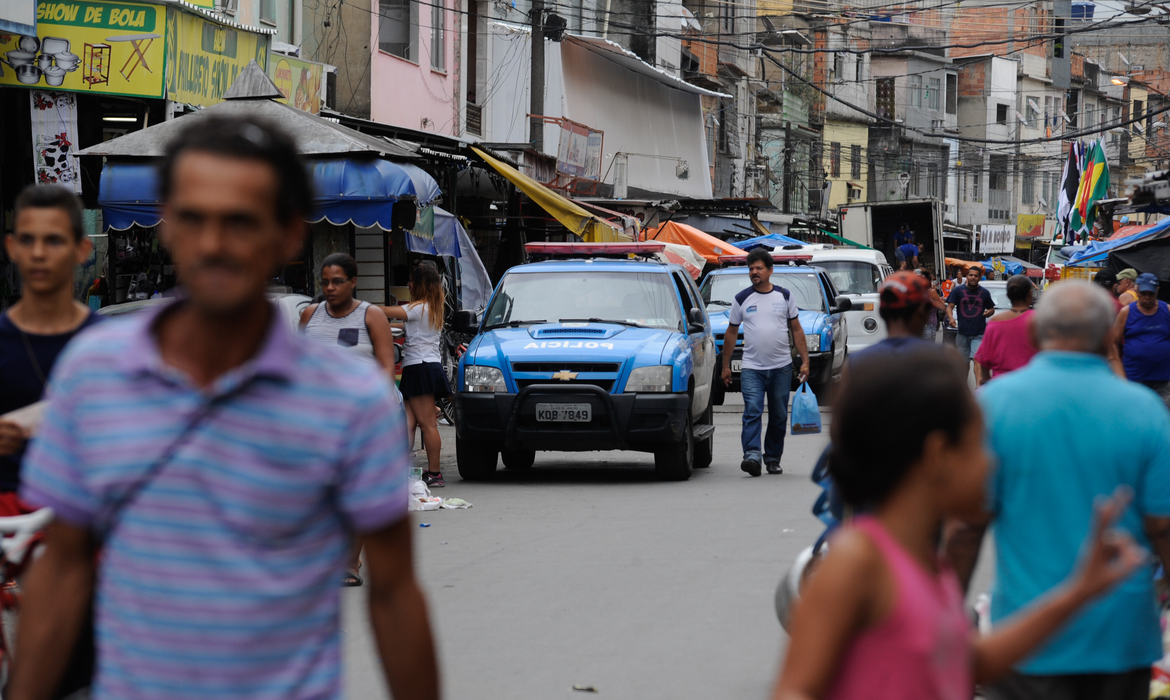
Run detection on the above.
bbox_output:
[21,301,409,700]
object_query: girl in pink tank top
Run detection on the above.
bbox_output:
[771,350,1144,700]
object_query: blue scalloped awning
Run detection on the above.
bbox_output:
[98,158,436,231]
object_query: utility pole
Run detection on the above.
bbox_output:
[530,0,545,152]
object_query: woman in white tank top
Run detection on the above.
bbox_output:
[299,253,398,587]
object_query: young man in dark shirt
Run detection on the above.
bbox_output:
[0,185,101,510]
[945,266,996,377]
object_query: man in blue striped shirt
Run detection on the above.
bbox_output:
[11,116,438,700]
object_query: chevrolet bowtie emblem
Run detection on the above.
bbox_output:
[551,371,578,381]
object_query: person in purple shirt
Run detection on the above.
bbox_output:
[10,117,438,700]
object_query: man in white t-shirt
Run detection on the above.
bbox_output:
[720,249,810,476]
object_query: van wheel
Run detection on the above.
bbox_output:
[654,413,693,481]
[456,437,498,481]
[502,448,535,470]
[694,404,714,469]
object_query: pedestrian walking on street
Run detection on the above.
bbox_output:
[945,281,1170,700]
[0,186,102,516]
[721,249,810,477]
[383,263,452,487]
[1112,272,1170,408]
[772,349,1144,700]
[301,252,399,587]
[1117,268,1141,306]
[945,266,996,376]
[916,269,945,342]
[10,116,438,700]
[973,275,1038,385]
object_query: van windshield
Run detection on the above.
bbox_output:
[700,271,825,312]
[815,261,882,294]
[484,271,683,330]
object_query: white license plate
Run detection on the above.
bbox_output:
[731,360,742,373]
[536,403,592,422]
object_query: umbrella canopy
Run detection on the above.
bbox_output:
[731,233,806,250]
[644,221,745,264]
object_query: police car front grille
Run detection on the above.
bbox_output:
[515,379,615,392]
[512,362,621,373]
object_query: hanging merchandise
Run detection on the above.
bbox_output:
[30,91,81,192]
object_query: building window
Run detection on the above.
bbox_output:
[379,0,418,62]
[831,53,844,81]
[1133,99,1145,133]
[908,75,923,108]
[877,78,895,120]
[946,73,957,115]
[928,77,941,111]
[1022,169,1035,204]
[830,142,841,177]
[1066,89,1079,127]
[722,1,734,32]
[1026,96,1040,127]
[928,163,940,198]
[851,144,861,178]
[260,0,275,24]
[430,1,445,71]
[996,103,1008,124]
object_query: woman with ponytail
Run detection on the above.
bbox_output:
[383,263,451,487]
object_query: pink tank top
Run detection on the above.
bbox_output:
[824,517,972,700]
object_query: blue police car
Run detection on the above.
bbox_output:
[700,256,851,401]
[450,242,717,482]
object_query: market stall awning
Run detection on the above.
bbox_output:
[1108,223,1153,241]
[1068,217,1170,266]
[471,146,625,242]
[732,233,806,250]
[644,221,745,264]
[945,257,984,270]
[983,255,1043,278]
[98,157,427,231]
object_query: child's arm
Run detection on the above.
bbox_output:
[771,529,888,700]
[970,491,1144,683]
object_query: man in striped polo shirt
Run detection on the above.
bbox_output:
[11,117,438,700]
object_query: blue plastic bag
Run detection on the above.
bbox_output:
[790,382,822,435]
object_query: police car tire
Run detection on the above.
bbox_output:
[711,380,725,406]
[502,448,536,470]
[694,404,714,469]
[653,413,694,481]
[456,437,499,480]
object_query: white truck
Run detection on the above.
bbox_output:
[837,198,946,275]
[808,249,894,355]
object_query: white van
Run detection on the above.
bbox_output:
[807,249,893,355]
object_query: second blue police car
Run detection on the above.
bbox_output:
[700,255,852,401]
[450,242,717,482]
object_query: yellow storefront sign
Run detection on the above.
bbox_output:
[1017,214,1046,238]
[165,7,268,107]
[267,55,323,114]
[0,0,165,97]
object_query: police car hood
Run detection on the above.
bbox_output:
[471,323,677,366]
[708,307,826,338]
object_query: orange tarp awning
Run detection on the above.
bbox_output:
[643,221,746,264]
[1109,224,1153,241]
[945,257,984,270]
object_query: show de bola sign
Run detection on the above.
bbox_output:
[165,7,267,107]
[0,0,165,97]
[977,224,1016,255]
[267,54,323,114]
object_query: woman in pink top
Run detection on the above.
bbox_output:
[771,350,1142,700]
[974,276,1038,386]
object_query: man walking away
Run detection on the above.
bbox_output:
[1117,268,1140,306]
[0,185,101,515]
[851,271,934,362]
[945,266,995,376]
[945,281,1170,700]
[722,249,810,477]
[11,116,439,700]
[1113,272,1170,408]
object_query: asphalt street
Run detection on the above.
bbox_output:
[342,391,995,699]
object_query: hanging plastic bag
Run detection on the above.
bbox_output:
[791,382,822,435]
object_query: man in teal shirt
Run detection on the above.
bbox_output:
[947,281,1170,700]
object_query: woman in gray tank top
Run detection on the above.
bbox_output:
[299,253,399,587]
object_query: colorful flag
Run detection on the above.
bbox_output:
[1070,140,1110,237]
[1057,143,1080,243]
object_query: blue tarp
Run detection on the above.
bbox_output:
[731,233,806,250]
[406,206,463,257]
[97,158,433,231]
[1068,217,1170,266]
[983,257,1025,276]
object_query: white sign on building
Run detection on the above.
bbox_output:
[977,224,1016,254]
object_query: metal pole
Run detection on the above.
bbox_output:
[530,0,544,152]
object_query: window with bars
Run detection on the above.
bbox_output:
[851,144,861,178]
[877,78,895,119]
[830,142,841,177]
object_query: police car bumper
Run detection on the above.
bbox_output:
[454,384,691,452]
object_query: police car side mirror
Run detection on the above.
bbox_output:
[830,296,853,314]
[453,310,479,334]
[687,307,705,333]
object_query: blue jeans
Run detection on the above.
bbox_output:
[955,332,983,361]
[740,365,793,464]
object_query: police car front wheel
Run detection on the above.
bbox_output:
[456,437,499,481]
[653,413,694,481]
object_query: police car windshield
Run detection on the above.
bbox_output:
[814,261,882,295]
[701,271,825,312]
[484,271,684,330]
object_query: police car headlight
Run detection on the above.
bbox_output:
[806,335,821,352]
[626,366,672,393]
[465,366,506,393]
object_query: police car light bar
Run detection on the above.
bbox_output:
[524,242,667,256]
[774,255,813,263]
[717,255,749,265]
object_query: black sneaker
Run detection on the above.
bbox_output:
[423,471,446,488]
[740,458,762,477]
[766,462,783,475]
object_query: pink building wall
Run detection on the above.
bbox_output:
[369,0,458,134]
